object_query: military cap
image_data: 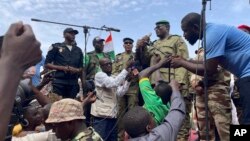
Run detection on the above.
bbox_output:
[93,36,105,44]
[123,37,134,43]
[238,24,250,32]
[63,27,79,34]
[45,98,85,123]
[155,20,170,25]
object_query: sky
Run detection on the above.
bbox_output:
[0,0,249,58]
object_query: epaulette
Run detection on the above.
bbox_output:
[52,43,62,48]
[48,43,62,51]
[168,34,181,39]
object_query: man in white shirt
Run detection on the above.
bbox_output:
[91,58,133,141]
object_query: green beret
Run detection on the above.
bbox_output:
[155,20,169,25]
[123,37,134,43]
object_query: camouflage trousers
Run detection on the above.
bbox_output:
[117,90,139,141]
[195,82,232,141]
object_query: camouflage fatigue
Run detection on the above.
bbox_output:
[112,52,139,141]
[72,127,103,141]
[84,51,110,80]
[143,35,191,140]
[190,48,232,141]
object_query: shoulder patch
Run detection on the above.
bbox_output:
[49,43,63,51]
[168,34,181,39]
[52,43,61,47]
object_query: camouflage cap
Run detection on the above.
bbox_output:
[123,37,134,43]
[45,99,85,123]
[155,20,170,25]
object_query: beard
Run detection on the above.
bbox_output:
[95,47,103,53]
[188,35,199,45]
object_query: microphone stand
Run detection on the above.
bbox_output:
[201,0,211,141]
[31,18,120,65]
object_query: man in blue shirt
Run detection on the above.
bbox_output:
[171,12,250,125]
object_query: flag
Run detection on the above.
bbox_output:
[104,32,115,61]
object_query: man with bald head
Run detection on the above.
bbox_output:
[171,12,250,127]
[91,58,133,141]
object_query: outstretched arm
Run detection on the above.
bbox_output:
[139,55,171,79]
[171,56,218,76]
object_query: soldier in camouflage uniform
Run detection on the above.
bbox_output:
[186,47,232,141]
[83,36,111,126]
[136,20,190,141]
[46,98,103,141]
[113,37,139,141]
[84,36,111,80]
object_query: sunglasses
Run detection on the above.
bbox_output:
[124,42,132,45]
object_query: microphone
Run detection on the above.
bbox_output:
[108,27,120,32]
[102,25,120,32]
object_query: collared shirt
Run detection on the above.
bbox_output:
[129,89,186,141]
[95,69,130,97]
[95,69,128,89]
[92,69,130,118]
[45,43,83,84]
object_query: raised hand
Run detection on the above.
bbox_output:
[169,79,180,92]
[1,22,42,72]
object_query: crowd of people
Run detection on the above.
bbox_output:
[0,12,250,141]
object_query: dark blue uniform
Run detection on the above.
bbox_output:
[45,42,83,98]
